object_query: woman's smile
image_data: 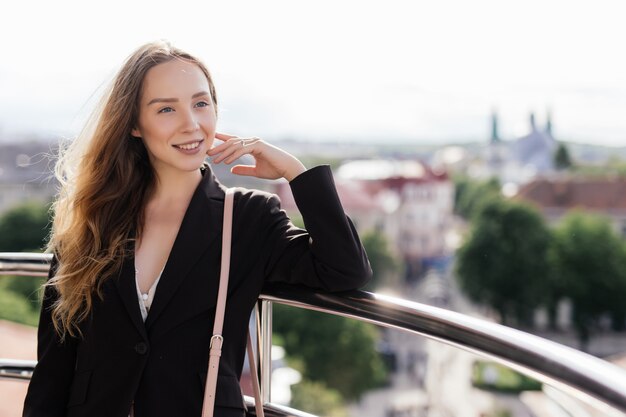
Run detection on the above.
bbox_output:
[173,139,204,154]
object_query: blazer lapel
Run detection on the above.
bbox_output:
[144,166,226,330]
[114,255,149,340]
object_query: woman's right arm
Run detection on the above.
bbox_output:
[23,254,78,417]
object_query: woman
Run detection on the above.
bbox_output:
[23,40,371,417]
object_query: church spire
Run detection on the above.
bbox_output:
[490,110,500,143]
[545,110,553,137]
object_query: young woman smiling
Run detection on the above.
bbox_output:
[23,40,371,417]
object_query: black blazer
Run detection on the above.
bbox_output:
[23,164,372,417]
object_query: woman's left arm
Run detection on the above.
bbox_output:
[261,165,373,291]
[207,133,372,291]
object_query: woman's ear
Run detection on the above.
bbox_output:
[131,127,141,138]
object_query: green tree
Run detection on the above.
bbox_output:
[290,380,348,417]
[0,287,40,326]
[554,142,573,170]
[0,201,51,252]
[273,305,387,400]
[549,212,626,349]
[0,274,45,315]
[0,201,51,324]
[454,175,502,220]
[361,231,401,290]
[456,199,551,326]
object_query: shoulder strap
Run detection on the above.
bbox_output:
[202,188,234,417]
[214,187,235,346]
[202,188,265,417]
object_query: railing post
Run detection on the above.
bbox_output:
[260,299,272,403]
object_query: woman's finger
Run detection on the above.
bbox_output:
[209,137,245,158]
[211,142,242,163]
[215,132,238,141]
[209,135,258,156]
[208,141,233,157]
[212,140,255,164]
[222,142,256,164]
[231,165,257,177]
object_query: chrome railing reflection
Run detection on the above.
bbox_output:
[2,252,626,417]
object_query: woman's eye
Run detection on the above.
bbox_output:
[158,107,174,114]
[196,101,210,108]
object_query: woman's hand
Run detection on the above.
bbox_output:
[207,133,307,182]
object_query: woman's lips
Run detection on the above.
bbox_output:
[173,139,203,154]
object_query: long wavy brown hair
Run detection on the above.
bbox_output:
[46,40,218,340]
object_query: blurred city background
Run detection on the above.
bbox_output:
[1,1,626,416]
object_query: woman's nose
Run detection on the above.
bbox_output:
[180,109,200,132]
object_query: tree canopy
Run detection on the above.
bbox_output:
[0,201,51,252]
[360,231,401,290]
[554,142,573,170]
[273,304,387,400]
[454,175,502,220]
[456,198,551,326]
[0,201,51,325]
[549,211,626,347]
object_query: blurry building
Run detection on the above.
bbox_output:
[485,110,507,176]
[447,111,559,187]
[516,177,626,237]
[0,142,58,214]
[275,160,455,282]
[273,167,387,233]
[512,112,557,174]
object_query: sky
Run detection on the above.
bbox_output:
[1,0,625,146]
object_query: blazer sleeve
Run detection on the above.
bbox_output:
[23,254,78,417]
[263,165,372,291]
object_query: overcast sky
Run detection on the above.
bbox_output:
[1,0,625,146]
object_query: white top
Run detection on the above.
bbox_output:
[129,266,164,416]
[134,266,164,322]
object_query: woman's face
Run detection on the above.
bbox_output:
[131,59,216,175]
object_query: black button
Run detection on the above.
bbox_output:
[134,342,148,355]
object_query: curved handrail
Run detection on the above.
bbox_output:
[261,285,626,415]
[2,253,626,416]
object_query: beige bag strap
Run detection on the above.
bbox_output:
[202,188,265,417]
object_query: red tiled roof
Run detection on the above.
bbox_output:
[517,178,626,210]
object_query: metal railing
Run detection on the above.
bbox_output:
[3,252,626,416]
